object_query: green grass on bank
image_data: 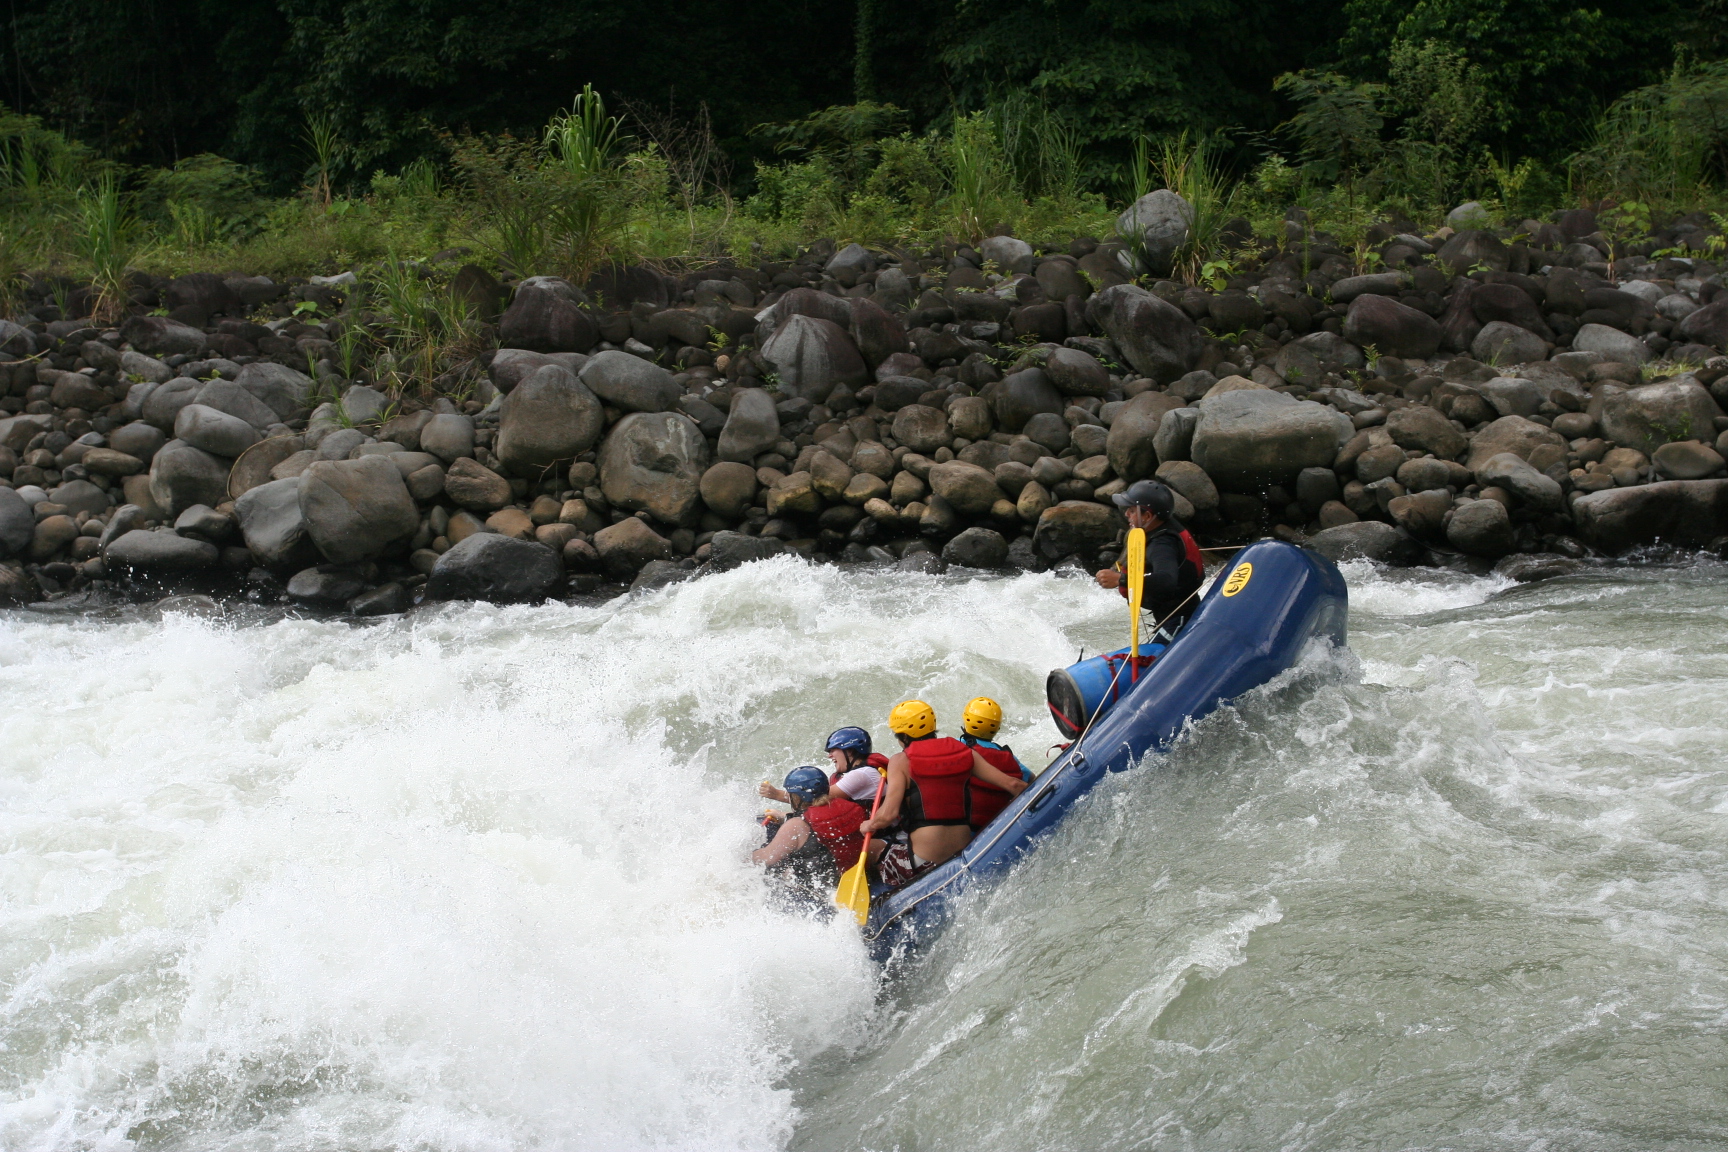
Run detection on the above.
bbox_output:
[2,61,1726,302]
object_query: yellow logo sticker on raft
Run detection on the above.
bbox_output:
[1222,561,1253,597]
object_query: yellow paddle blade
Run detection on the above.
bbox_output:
[835,854,871,925]
[1126,527,1146,657]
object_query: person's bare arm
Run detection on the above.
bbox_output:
[758,781,790,803]
[861,756,909,833]
[751,816,810,866]
[970,750,1028,794]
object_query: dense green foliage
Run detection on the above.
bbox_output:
[0,0,1722,289]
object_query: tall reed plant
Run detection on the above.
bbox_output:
[1154,132,1239,284]
[68,173,136,323]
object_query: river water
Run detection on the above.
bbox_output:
[2,555,1725,1151]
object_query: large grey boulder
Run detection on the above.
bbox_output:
[1155,459,1218,511]
[826,242,876,285]
[194,378,279,430]
[420,413,476,463]
[1308,521,1405,563]
[495,364,604,475]
[148,440,230,517]
[706,530,786,570]
[598,411,710,525]
[1044,347,1111,397]
[979,235,1033,268]
[1472,322,1547,366]
[759,313,867,402]
[593,516,674,578]
[142,378,203,432]
[1152,406,1199,463]
[298,456,420,563]
[104,528,219,570]
[1446,499,1516,555]
[1384,404,1467,460]
[120,350,172,384]
[992,368,1064,433]
[490,348,588,394]
[1190,390,1351,490]
[0,487,32,558]
[48,479,110,517]
[1573,323,1651,365]
[1115,189,1191,277]
[927,461,1000,516]
[1473,376,1545,419]
[942,526,1009,568]
[235,362,316,422]
[1593,378,1723,456]
[1572,479,1728,552]
[1084,284,1201,383]
[892,405,951,454]
[716,387,780,463]
[498,280,598,353]
[1342,294,1442,360]
[174,404,259,458]
[110,421,168,464]
[234,477,317,568]
[1033,500,1122,559]
[1328,272,1404,303]
[579,349,681,413]
[1464,416,1567,472]
[1476,452,1563,510]
[1675,299,1728,351]
[121,315,207,358]
[427,534,563,602]
[1107,390,1186,483]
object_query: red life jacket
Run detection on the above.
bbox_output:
[905,736,975,824]
[803,796,867,871]
[967,744,1022,830]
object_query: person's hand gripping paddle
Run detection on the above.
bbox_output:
[1127,526,1146,661]
[835,775,887,926]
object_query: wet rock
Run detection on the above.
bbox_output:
[427,533,564,601]
[1573,479,1728,552]
[1151,406,1199,464]
[698,461,758,519]
[141,378,203,432]
[598,412,709,525]
[1044,347,1111,396]
[48,479,109,517]
[1024,412,1071,453]
[1155,459,1218,511]
[707,530,787,570]
[760,314,867,403]
[1572,323,1651,365]
[1387,488,1452,537]
[443,457,513,512]
[1342,294,1442,360]
[1190,390,1351,491]
[495,364,605,475]
[235,477,316,569]
[194,378,279,430]
[110,422,168,464]
[892,404,951,453]
[808,450,854,502]
[1085,284,1201,383]
[942,526,1008,568]
[30,514,77,560]
[1474,376,1545,419]
[174,404,258,458]
[173,503,232,542]
[948,395,993,440]
[1033,500,1121,559]
[1675,299,1728,351]
[1471,322,1547,366]
[1465,416,1567,472]
[149,440,230,517]
[121,315,207,358]
[1494,553,1587,582]
[0,488,32,558]
[1384,404,1466,460]
[420,413,476,464]
[849,297,909,367]
[1595,379,1723,456]
[993,368,1065,433]
[287,565,367,605]
[235,362,316,422]
[1107,390,1186,483]
[630,558,695,593]
[298,456,420,564]
[928,461,1000,516]
[1652,440,1726,480]
[593,516,674,578]
[716,387,780,463]
[499,279,598,352]
[104,528,219,570]
[350,581,412,615]
[1477,452,1564,509]
[766,471,821,517]
[1308,521,1405,562]
[579,349,681,413]
[1445,498,1516,556]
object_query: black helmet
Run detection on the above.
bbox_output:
[1112,479,1175,514]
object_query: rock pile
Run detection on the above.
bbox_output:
[2,206,1727,609]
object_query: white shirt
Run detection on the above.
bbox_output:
[832,766,884,804]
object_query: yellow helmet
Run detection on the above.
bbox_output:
[962,696,1003,739]
[889,699,937,738]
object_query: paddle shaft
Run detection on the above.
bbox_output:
[1126,527,1146,659]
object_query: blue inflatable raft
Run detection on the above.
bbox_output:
[862,538,1348,962]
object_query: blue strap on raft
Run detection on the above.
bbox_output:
[863,539,1349,962]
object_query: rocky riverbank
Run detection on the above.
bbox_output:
[2,199,1727,611]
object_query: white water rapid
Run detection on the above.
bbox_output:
[3,556,1725,1151]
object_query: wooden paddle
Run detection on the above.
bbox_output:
[835,775,887,926]
[1127,526,1146,659]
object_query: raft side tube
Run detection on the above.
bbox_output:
[865,540,1347,961]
